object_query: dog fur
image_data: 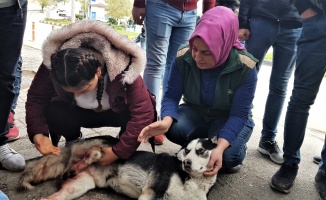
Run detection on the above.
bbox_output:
[19,136,217,200]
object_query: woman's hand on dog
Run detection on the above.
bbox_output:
[33,134,60,155]
[204,138,230,176]
[138,116,173,143]
[99,147,119,165]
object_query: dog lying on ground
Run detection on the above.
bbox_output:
[19,135,217,200]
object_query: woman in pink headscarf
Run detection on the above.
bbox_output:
[139,6,258,176]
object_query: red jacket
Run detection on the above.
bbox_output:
[133,0,216,13]
[26,20,154,159]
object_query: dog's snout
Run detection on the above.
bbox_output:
[184,159,192,167]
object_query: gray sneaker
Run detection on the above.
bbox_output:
[0,144,26,171]
[258,140,284,164]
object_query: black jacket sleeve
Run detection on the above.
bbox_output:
[238,0,255,29]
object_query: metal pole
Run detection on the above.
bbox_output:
[32,22,35,41]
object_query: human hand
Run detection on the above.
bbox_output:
[238,29,250,41]
[138,116,173,143]
[204,147,223,176]
[33,134,60,155]
[99,147,119,166]
[132,7,146,25]
[301,8,318,19]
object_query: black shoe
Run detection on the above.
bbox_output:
[270,163,299,193]
[315,169,326,200]
[258,140,284,164]
[313,156,322,165]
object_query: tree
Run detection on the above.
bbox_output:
[36,0,56,12]
[106,0,132,20]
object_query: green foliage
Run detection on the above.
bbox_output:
[108,17,118,25]
[36,0,56,12]
[106,0,132,19]
[264,52,273,61]
[75,14,84,20]
[42,18,72,26]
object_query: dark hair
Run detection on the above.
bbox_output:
[51,48,106,111]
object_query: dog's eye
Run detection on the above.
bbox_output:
[196,148,206,155]
[184,149,190,154]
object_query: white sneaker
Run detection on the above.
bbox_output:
[0,144,26,171]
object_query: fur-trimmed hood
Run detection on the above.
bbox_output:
[42,20,146,84]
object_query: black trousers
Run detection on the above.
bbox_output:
[46,101,131,144]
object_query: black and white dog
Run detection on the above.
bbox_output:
[20,136,217,200]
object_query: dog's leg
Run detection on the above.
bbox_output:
[138,187,156,200]
[41,171,96,200]
[62,149,102,179]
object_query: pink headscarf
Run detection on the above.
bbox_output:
[189,6,245,67]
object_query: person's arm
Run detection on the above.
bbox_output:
[291,0,319,15]
[238,0,254,41]
[33,134,60,155]
[300,8,318,18]
[219,67,257,144]
[205,67,257,176]
[161,59,184,120]
[112,76,155,160]
[132,0,146,25]
[138,59,184,142]
[99,147,119,165]
[203,0,217,13]
[238,0,253,29]
[26,64,60,155]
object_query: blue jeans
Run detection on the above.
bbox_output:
[144,0,196,111]
[11,55,23,113]
[0,2,27,144]
[245,17,302,142]
[282,14,326,165]
[0,190,9,200]
[165,104,253,168]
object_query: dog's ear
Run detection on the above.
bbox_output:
[201,138,217,150]
[210,136,217,144]
[180,139,191,150]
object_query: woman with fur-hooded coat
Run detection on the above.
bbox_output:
[26,20,155,165]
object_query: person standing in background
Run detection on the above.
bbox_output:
[133,27,146,51]
[0,0,27,172]
[269,1,326,198]
[132,0,216,145]
[238,0,302,164]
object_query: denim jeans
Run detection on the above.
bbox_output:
[282,14,326,165]
[245,17,302,142]
[11,55,23,113]
[165,104,253,168]
[0,190,9,200]
[0,2,27,144]
[144,0,197,111]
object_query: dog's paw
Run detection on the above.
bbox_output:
[20,181,35,190]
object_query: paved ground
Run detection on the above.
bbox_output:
[1,12,325,200]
